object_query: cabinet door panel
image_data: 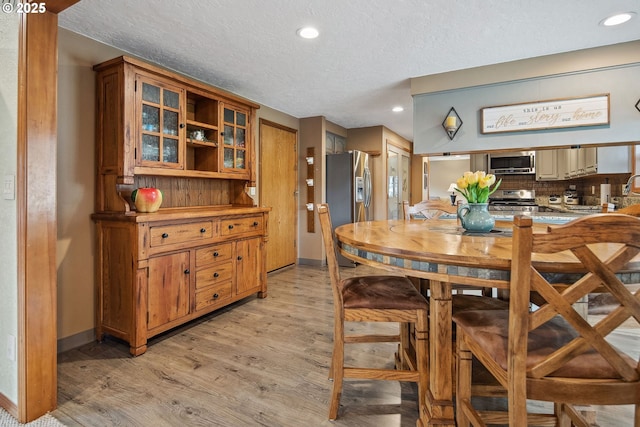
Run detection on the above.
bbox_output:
[136,75,185,170]
[147,252,190,330]
[220,103,249,175]
[236,237,262,295]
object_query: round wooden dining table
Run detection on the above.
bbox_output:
[334,217,640,427]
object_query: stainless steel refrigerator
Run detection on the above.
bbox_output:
[326,150,372,266]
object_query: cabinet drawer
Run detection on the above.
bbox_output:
[195,243,232,267]
[150,221,213,247]
[220,215,264,237]
[195,262,233,289]
[195,282,232,311]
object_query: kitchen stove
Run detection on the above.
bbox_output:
[489,189,539,212]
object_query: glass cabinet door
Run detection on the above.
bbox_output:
[222,105,248,171]
[137,77,184,169]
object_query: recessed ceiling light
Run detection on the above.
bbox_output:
[297,27,319,39]
[392,106,404,112]
[600,12,636,26]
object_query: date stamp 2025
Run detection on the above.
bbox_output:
[2,1,47,14]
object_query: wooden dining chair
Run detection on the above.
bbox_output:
[454,214,640,426]
[317,203,430,421]
[402,199,457,220]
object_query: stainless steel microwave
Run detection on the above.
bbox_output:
[488,151,535,175]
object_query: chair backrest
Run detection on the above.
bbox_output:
[402,199,457,220]
[509,214,640,386]
[317,204,344,309]
[602,203,640,216]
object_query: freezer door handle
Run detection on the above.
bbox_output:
[364,167,372,208]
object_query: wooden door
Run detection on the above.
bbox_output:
[259,120,297,272]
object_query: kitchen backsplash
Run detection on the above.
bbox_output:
[498,173,640,208]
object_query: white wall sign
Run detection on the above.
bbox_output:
[481,94,610,134]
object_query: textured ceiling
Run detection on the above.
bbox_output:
[59,0,640,140]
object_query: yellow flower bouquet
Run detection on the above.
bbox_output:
[455,171,502,204]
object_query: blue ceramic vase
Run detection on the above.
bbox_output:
[457,203,494,233]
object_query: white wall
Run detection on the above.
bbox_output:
[0,12,19,403]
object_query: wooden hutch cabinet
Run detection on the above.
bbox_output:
[92,56,269,356]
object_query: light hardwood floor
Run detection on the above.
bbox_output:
[53,264,636,426]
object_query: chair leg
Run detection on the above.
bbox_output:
[555,402,571,427]
[329,320,345,420]
[415,312,430,425]
[399,322,411,370]
[456,327,473,427]
[328,340,336,381]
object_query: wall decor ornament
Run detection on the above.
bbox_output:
[481,94,610,134]
[442,107,462,140]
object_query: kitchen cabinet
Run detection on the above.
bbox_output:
[92,56,269,356]
[556,146,630,179]
[93,208,269,356]
[535,149,565,181]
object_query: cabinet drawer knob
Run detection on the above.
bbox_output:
[213,272,219,278]
[253,221,259,226]
[162,233,169,238]
[213,251,219,257]
[228,225,234,230]
[237,256,243,261]
[179,123,185,129]
[213,293,219,299]
[184,269,190,274]
[200,228,206,233]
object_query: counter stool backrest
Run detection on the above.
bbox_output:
[454,213,640,426]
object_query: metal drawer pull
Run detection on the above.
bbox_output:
[213,272,219,278]
[237,256,243,261]
[228,225,234,229]
[184,269,190,274]
[213,252,219,257]
[200,228,206,233]
[253,221,259,226]
[162,233,169,238]
[213,293,219,299]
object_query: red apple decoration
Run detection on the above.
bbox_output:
[132,187,163,212]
